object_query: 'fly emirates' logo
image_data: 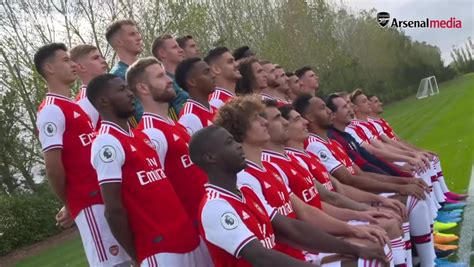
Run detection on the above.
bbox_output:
[137,157,167,186]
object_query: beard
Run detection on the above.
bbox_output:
[115,102,136,119]
[116,109,135,119]
[152,90,176,103]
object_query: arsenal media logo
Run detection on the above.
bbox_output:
[377,12,390,27]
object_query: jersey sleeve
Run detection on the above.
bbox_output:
[36,105,66,152]
[178,114,204,136]
[306,142,343,174]
[209,98,224,110]
[91,134,125,184]
[201,199,257,258]
[370,121,385,137]
[141,128,168,168]
[77,98,100,129]
[236,171,277,219]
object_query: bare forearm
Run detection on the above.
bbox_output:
[105,210,136,261]
[322,202,359,221]
[245,246,313,267]
[280,218,360,256]
[366,172,409,185]
[317,183,369,211]
[339,183,382,204]
[296,203,354,235]
[364,144,412,163]
[46,169,67,204]
[346,174,401,194]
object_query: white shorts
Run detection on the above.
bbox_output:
[140,238,213,267]
[305,252,341,266]
[75,204,131,267]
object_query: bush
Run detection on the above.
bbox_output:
[0,184,61,256]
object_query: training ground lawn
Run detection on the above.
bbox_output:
[9,73,474,266]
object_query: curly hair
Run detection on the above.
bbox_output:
[235,56,259,95]
[214,94,264,143]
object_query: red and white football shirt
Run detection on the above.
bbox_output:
[199,184,277,267]
[137,113,208,222]
[91,121,199,264]
[305,133,356,175]
[178,99,217,136]
[367,116,398,141]
[208,87,235,109]
[36,93,102,218]
[237,160,305,260]
[75,85,101,129]
[349,119,380,142]
[285,147,335,192]
[261,150,322,209]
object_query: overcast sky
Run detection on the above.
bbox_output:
[343,0,473,65]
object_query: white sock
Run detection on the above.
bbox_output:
[438,176,449,194]
[391,237,407,266]
[408,197,435,267]
[433,181,446,203]
[403,222,412,267]
[433,158,450,193]
[429,166,446,203]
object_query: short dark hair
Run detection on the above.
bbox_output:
[126,57,161,93]
[325,93,343,112]
[233,46,252,61]
[151,34,173,60]
[286,72,295,77]
[34,43,68,78]
[293,93,313,117]
[279,104,294,120]
[176,35,193,49]
[367,94,376,101]
[204,47,229,64]
[295,66,313,78]
[86,74,119,108]
[189,125,222,169]
[175,57,202,91]
[105,20,136,45]
[235,56,259,95]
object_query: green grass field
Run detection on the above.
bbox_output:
[383,73,474,194]
[12,73,474,266]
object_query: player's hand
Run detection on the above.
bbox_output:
[350,225,389,246]
[417,154,430,169]
[408,158,424,173]
[356,210,392,223]
[425,150,438,159]
[55,206,74,228]
[399,184,426,200]
[379,197,406,219]
[353,243,390,265]
[409,177,429,193]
